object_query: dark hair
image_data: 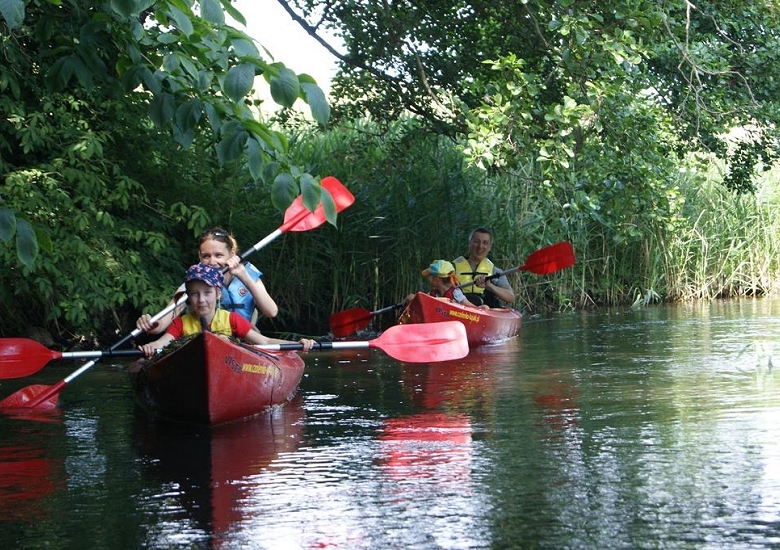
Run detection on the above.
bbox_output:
[469,226,493,244]
[198,227,238,253]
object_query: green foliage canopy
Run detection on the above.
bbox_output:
[0,0,335,339]
[0,0,333,266]
[283,0,780,193]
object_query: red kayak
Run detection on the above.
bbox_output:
[398,292,521,346]
[130,331,305,425]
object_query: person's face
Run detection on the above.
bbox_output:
[198,239,231,267]
[186,280,220,318]
[428,275,446,290]
[468,231,492,261]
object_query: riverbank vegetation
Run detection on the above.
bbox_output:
[2,1,780,344]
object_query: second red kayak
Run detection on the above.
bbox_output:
[398,292,521,346]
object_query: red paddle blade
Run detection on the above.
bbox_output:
[522,241,575,275]
[281,176,355,233]
[370,321,469,362]
[329,307,373,338]
[0,339,62,379]
[0,383,61,410]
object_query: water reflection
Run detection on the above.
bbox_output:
[0,425,65,523]
[133,398,305,548]
[5,301,780,548]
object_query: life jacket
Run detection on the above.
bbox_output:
[429,286,457,300]
[221,262,263,321]
[452,256,495,296]
[180,310,233,337]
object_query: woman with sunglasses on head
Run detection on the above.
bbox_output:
[136,227,278,335]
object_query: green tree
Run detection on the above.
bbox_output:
[0,0,333,265]
[0,0,334,339]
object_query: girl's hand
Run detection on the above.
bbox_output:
[226,255,247,278]
[138,343,156,358]
[136,314,158,332]
[298,338,317,352]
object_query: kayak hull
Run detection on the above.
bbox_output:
[131,332,305,425]
[399,292,521,346]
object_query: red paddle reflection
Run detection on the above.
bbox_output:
[0,436,65,522]
[378,349,500,489]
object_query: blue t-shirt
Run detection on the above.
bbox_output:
[221,262,263,321]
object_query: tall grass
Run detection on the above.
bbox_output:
[246,118,780,335]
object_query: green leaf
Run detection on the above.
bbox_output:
[200,0,224,24]
[220,0,245,26]
[16,219,38,266]
[320,183,338,226]
[0,207,16,243]
[224,63,256,103]
[33,226,53,255]
[149,92,177,128]
[0,0,25,29]
[269,67,300,108]
[271,173,297,211]
[215,126,248,164]
[231,37,259,58]
[246,137,264,181]
[175,99,203,133]
[301,81,330,126]
[300,173,321,213]
[109,0,138,18]
[143,68,162,95]
[71,55,94,90]
[46,56,76,91]
[166,4,194,37]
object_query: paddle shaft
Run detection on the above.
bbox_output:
[455,241,575,291]
[371,302,407,316]
[455,265,523,290]
[260,342,370,352]
[455,270,510,291]
[259,321,469,363]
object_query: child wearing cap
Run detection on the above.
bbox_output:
[406,260,488,308]
[138,263,316,357]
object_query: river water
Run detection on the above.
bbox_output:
[2,298,780,549]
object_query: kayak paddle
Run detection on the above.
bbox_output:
[0,322,467,409]
[0,319,467,380]
[0,339,146,379]
[0,177,354,410]
[258,321,469,363]
[328,301,407,338]
[456,241,576,290]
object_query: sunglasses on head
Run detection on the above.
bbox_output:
[200,229,229,240]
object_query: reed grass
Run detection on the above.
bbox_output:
[241,117,780,334]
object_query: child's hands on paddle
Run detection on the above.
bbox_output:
[298,338,316,352]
